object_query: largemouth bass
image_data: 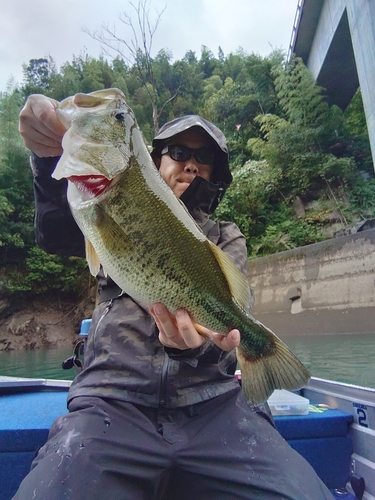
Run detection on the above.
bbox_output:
[52,88,310,404]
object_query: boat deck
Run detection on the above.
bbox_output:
[0,376,363,500]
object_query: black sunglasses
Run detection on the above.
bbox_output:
[161,144,215,165]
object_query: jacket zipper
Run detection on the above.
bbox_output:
[92,299,113,351]
[159,352,170,406]
[156,317,169,407]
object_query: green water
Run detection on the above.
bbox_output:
[284,332,375,388]
[1,333,375,388]
[0,345,77,381]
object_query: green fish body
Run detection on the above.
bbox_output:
[53,89,310,404]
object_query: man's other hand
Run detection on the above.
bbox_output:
[19,94,66,157]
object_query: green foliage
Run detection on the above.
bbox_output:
[0,43,373,300]
[4,247,89,296]
[273,57,331,128]
[342,89,373,174]
[253,218,323,256]
[215,160,322,256]
[215,160,276,247]
[217,56,373,255]
[0,85,91,300]
[0,88,34,262]
[22,57,59,96]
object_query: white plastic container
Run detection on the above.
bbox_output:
[267,389,310,416]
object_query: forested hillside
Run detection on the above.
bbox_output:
[0,46,373,306]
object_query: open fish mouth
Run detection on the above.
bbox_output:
[68,175,112,198]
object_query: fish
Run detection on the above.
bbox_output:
[52,88,310,404]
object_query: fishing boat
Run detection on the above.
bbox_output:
[1,321,374,500]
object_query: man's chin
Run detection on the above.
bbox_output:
[175,182,191,198]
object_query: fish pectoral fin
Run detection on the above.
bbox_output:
[95,205,135,256]
[237,334,310,405]
[85,238,101,276]
[207,241,251,312]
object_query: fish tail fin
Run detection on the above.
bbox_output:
[237,338,310,405]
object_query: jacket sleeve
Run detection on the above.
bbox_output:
[31,153,85,257]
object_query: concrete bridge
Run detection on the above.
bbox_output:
[289,0,375,168]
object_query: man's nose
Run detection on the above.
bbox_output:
[183,156,199,174]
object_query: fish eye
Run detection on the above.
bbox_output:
[115,111,125,121]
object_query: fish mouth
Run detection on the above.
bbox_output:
[68,175,112,198]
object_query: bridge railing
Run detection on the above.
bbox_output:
[287,0,304,61]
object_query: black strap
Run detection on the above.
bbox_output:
[201,218,216,235]
[98,283,122,303]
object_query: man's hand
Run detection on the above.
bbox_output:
[149,302,240,351]
[19,94,66,157]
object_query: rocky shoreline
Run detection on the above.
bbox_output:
[0,293,95,352]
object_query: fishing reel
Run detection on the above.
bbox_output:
[62,340,85,371]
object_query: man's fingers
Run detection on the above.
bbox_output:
[151,303,176,338]
[19,94,66,157]
[150,303,239,351]
[211,329,240,351]
[175,309,204,349]
[150,304,204,350]
[20,127,64,157]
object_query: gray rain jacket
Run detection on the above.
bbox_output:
[31,154,252,408]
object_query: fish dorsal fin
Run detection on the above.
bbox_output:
[208,241,251,312]
[85,238,101,277]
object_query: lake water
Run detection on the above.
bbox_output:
[0,345,77,381]
[285,332,375,388]
[1,332,375,388]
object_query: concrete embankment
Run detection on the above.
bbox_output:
[247,228,375,337]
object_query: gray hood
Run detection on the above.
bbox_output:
[151,115,232,187]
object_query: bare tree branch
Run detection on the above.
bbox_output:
[84,0,169,132]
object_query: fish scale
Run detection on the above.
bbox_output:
[52,88,310,404]
[96,172,232,323]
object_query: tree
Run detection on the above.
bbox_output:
[85,0,177,133]
[198,46,219,78]
[0,85,90,300]
[22,57,60,96]
[0,46,373,298]
[169,54,204,118]
[343,89,373,173]
[215,160,323,256]
[0,87,33,263]
[201,51,284,167]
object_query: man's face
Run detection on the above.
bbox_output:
[155,129,214,198]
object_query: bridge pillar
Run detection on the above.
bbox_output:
[346,0,375,170]
[292,0,375,170]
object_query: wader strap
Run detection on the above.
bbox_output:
[201,218,216,235]
[98,283,122,303]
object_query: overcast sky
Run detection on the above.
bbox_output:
[1,0,299,93]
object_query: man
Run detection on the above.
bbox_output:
[15,94,333,499]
